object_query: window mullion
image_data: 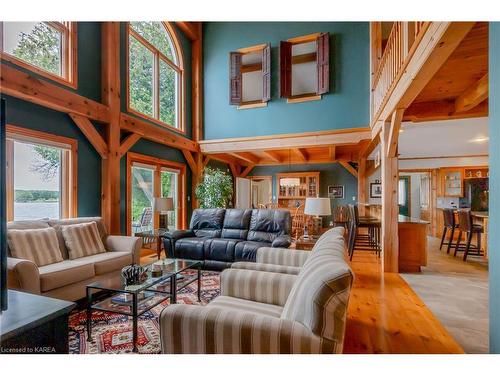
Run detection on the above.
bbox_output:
[5,140,14,221]
[154,52,160,120]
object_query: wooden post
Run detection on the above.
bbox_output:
[101,22,121,234]
[358,157,367,216]
[381,119,399,273]
[192,23,203,142]
[191,152,203,210]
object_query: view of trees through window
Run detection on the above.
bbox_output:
[128,22,180,129]
[13,141,62,220]
[2,22,65,78]
[131,164,178,233]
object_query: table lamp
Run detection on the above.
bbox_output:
[153,197,174,230]
[304,197,332,237]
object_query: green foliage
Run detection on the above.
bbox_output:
[29,145,61,182]
[195,167,233,209]
[12,23,61,76]
[129,22,178,128]
[15,190,59,203]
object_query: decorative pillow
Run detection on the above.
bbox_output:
[7,227,63,267]
[61,221,106,260]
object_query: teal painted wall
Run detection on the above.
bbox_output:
[119,23,193,139]
[489,22,500,353]
[1,95,102,217]
[248,162,358,224]
[203,22,370,139]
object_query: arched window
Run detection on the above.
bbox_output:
[127,22,184,132]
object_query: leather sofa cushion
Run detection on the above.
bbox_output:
[203,238,241,262]
[72,251,133,275]
[190,208,225,238]
[175,237,206,260]
[204,259,233,271]
[247,209,291,243]
[39,260,95,292]
[221,209,252,240]
[235,241,271,262]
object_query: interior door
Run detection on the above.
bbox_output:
[398,176,411,217]
[235,177,251,209]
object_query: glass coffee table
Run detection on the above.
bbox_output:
[86,258,202,353]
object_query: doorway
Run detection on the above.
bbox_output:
[398,175,411,216]
[250,176,272,208]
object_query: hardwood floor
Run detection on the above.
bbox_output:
[343,251,464,354]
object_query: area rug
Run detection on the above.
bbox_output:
[68,271,220,354]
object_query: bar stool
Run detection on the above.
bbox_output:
[347,204,381,261]
[440,208,459,254]
[454,209,484,261]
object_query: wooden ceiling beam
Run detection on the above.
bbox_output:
[404,99,488,122]
[69,113,108,158]
[229,163,241,177]
[263,150,283,163]
[1,64,110,122]
[120,113,198,152]
[175,22,200,41]
[119,133,141,157]
[229,152,260,164]
[329,146,336,161]
[199,128,371,153]
[387,108,404,158]
[339,160,358,178]
[240,165,255,178]
[455,73,488,113]
[293,148,308,162]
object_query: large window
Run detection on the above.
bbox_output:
[127,22,184,132]
[1,22,77,88]
[5,126,77,221]
[127,153,185,235]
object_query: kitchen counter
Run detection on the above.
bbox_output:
[398,214,429,273]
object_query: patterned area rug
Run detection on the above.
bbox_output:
[68,271,220,354]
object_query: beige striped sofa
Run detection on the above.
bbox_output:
[7,217,142,301]
[159,226,353,354]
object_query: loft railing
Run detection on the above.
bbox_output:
[371,22,430,124]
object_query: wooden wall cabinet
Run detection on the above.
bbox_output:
[439,168,464,197]
[277,172,320,209]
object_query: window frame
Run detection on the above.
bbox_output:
[284,32,327,104]
[126,22,186,134]
[5,125,78,221]
[0,22,78,89]
[126,152,187,236]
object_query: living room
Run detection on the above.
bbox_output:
[1,0,500,372]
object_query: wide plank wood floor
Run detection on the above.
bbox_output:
[343,251,464,354]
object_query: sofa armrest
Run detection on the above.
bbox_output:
[159,304,337,354]
[256,247,310,267]
[105,235,142,264]
[231,261,301,275]
[7,257,41,294]
[164,229,195,241]
[272,234,291,248]
[220,268,296,306]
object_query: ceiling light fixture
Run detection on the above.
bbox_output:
[469,136,489,143]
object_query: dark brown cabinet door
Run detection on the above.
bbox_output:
[280,41,292,98]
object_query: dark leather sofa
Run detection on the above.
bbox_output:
[164,208,291,270]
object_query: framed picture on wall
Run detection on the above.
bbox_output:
[370,181,382,198]
[328,185,344,199]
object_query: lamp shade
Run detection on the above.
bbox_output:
[304,197,331,216]
[153,197,174,213]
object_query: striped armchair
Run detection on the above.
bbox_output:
[159,227,353,354]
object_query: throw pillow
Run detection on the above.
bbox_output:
[61,221,106,260]
[8,227,63,267]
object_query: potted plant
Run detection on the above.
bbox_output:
[195,167,234,208]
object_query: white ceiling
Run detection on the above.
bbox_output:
[369,117,489,159]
